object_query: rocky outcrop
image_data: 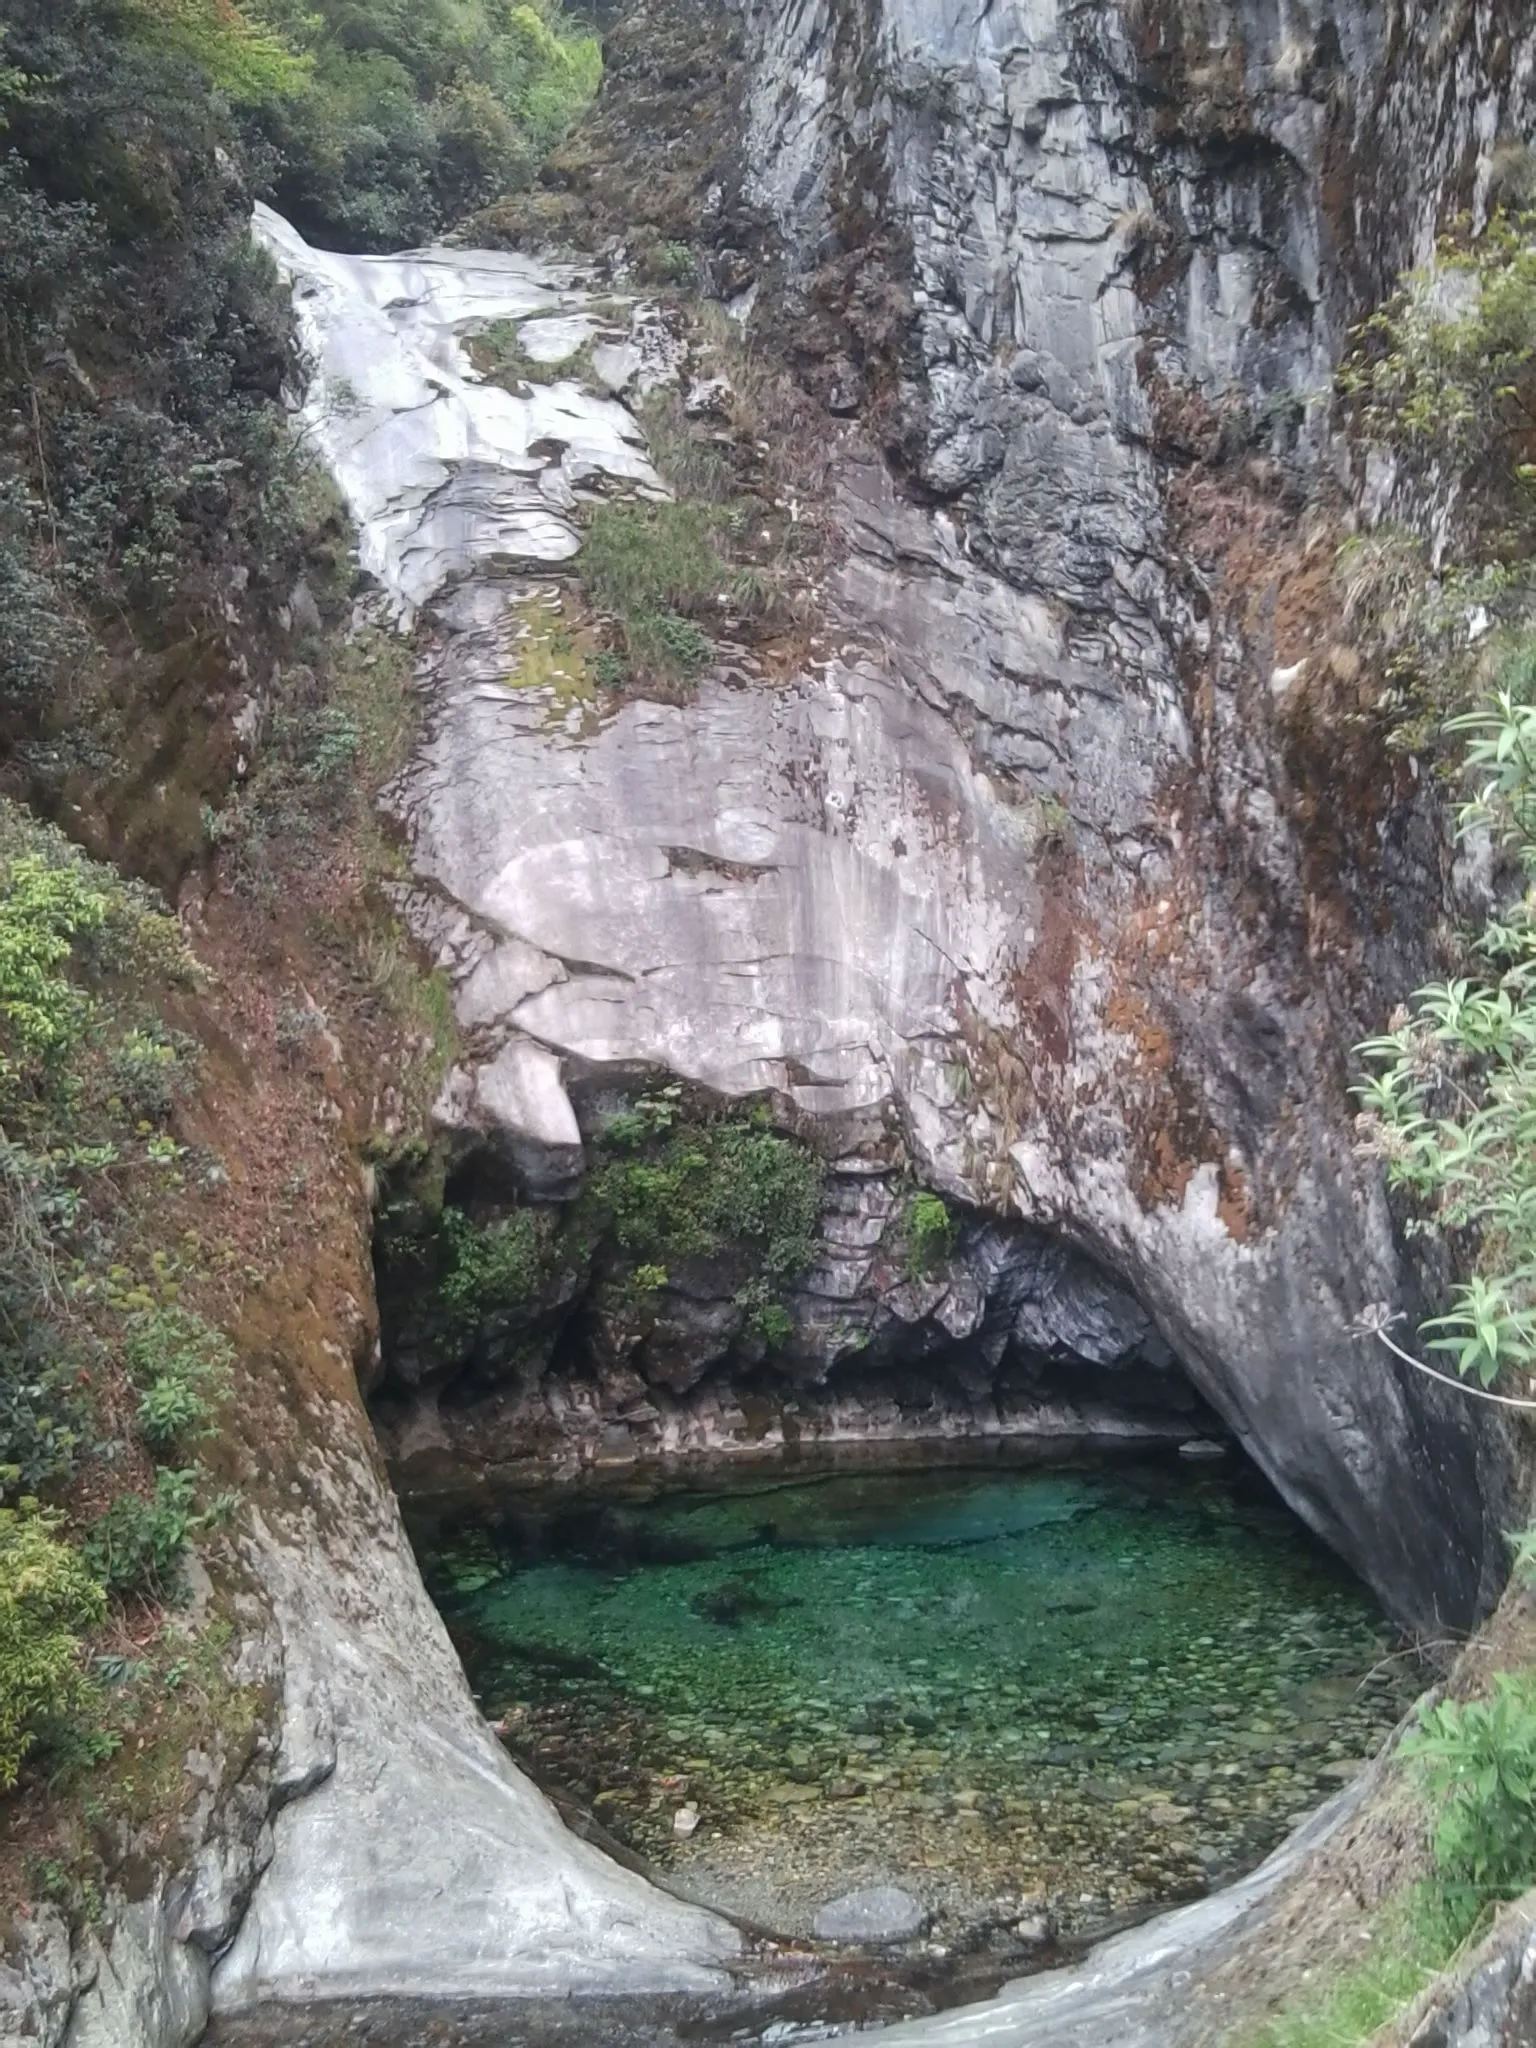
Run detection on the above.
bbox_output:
[271,0,1536,1631]
[211,1440,737,2011]
[205,0,1536,2035]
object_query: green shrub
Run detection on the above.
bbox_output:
[248,0,600,251]
[902,1191,955,1278]
[1401,1677,1536,1911]
[122,1304,234,1451]
[0,1319,88,1500]
[440,1206,546,1332]
[0,853,108,1103]
[0,1504,105,1788]
[1356,644,1536,1387]
[583,502,729,619]
[82,1468,200,1600]
[1341,209,1536,459]
[628,611,713,679]
[591,1113,823,1287]
[580,503,742,681]
[107,1025,190,1124]
[120,0,312,103]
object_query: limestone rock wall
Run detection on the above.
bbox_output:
[346,0,1536,1628]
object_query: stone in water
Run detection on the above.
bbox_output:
[812,1886,926,1943]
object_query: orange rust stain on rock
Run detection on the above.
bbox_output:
[1012,885,1078,1069]
[1142,1128,1197,1209]
[1217,1163,1254,1241]
[1104,988,1174,1070]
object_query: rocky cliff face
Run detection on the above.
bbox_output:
[354,0,1536,1629]
[16,8,1536,2048]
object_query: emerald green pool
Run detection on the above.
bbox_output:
[410,1450,1417,1945]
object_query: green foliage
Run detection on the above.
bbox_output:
[440,1206,546,1332]
[591,1110,823,1295]
[108,1026,189,1124]
[0,1316,88,1498]
[1351,212,1536,1391]
[628,610,714,679]
[1401,1677,1536,1911]
[120,0,311,103]
[1507,1523,1536,1584]
[0,853,107,1100]
[0,0,328,748]
[0,1503,106,1788]
[581,503,740,683]
[248,0,600,250]
[123,1305,234,1452]
[640,238,696,287]
[1341,209,1536,457]
[903,1190,956,1278]
[1336,211,1536,744]
[1356,643,1536,1387]
[82,1467,202,1600]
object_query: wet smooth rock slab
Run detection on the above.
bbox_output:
[250,206,662,616]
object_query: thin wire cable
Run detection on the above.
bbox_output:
[1370,1321,1536,1410]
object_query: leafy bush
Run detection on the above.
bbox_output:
[903,1191,955,1278]
[122,1305,234,1451]
[440,1206,546,1332]
[82,1468,201,1599]
[583,502,730,617]
[119,0,311,103]
[1341,209,1536,460]
[628,610,714,679]
[0,853,108,1105]
[247,0,600,250]
[1401,1677,1536,1911]
[1351,210,1536,1391]
[0,1504,105,1788]
[0,1316,88,1500]
[1356,650,1536,1387]
[108,1026,190,1124]
[591,1113,823,1286]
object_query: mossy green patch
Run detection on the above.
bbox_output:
[503,589,603,717]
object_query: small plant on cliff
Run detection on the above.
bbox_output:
[592,1112,822,1281]
[1340,208,1536,462]
[439,1206,547,1332]
[123,1305,234,1452]
[1355,650,1536,1391]
[581,502,742,683]
[0,1503,106,1788]
[81,1467,219,1601]
[1400,1677,1536,1912]
[1336,210,1536,746]
[902,1191,956,1279]
[1350,211,1536,1396]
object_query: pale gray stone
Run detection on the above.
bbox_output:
[812,1887,927,1943]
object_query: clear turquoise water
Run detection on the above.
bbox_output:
[412,1451,1416,1938]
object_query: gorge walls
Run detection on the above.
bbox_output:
[362,0,1536,1627]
